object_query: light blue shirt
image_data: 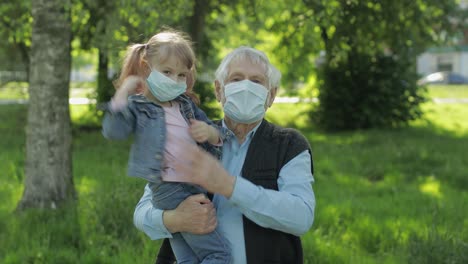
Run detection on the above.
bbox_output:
[134,121,315,264]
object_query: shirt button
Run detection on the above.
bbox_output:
[155,154,162,160]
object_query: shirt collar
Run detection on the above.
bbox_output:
[222,119,262,141]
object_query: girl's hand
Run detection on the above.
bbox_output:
[121,75,144,95]
[174,142,235,198]
[111,76,144,110]
[189,119,220,144]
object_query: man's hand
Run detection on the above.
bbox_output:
[175,143,235,198]
[189,119,220,145]
[163,194,217,234]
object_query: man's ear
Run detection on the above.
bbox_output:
[215,80,222,102]
[268,87,278,107]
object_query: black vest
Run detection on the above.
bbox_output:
[155,119,313,264]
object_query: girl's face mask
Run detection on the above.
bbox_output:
[222,79,269,124]
[146,69,187,102]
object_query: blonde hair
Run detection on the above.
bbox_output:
[114,29,200,104]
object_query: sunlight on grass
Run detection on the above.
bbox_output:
[0,83,28,99]
[76,177,98,195]
[70,105,89,119]
[305,233,361,263]
[412,103,468,136]
[0,179,23,213]
[266,102,313,128]
[0,82,97,100]
[385,219,409,244]
[426,85,468,98]
[419,176,442,199]
[70,104,102,126]
[334,172,372,187]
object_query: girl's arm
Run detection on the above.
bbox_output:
[102,76,142,140]
[101,101,136,140]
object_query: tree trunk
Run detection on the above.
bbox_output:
[97,48,113,103]
[189,0,209,56]
[17,0,75,210]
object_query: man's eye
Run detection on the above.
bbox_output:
[179,73,186,78]
[163,71,171,75]
[252,79,261,83]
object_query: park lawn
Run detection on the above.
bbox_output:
[425,85,468,98]
[0,82,95,99]
[1,99,467,263]
[0,83,28,99]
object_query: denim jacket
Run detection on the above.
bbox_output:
[102,94,226,182]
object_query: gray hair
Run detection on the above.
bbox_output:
[214,46,281,90]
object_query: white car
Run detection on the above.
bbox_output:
[418,71,468,85]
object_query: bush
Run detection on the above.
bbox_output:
[313,51,426,131]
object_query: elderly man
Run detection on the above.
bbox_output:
[134,46,315,264]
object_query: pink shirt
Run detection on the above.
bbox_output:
[161,102,196,182]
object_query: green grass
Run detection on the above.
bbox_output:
[0,82,28,99]
[1,93,467,263]
[426,85,468,98]
[0,82,96,99]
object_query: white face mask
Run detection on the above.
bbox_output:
[146,69,187,102]
[223,80,269,124]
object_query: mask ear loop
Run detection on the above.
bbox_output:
[138,46,152,95]
[266,84,277,108]
[143,60,153,73]
[140,44,154,74]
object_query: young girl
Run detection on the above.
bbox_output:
[102,30,230,264]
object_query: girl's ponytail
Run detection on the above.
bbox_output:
[114,44,147,89]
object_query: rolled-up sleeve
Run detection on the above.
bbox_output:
[133,185,173,240]
[229,150,315,236]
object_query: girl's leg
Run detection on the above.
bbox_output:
[169,233,199,264]
[150,182,209,263]
[180,227,231,264]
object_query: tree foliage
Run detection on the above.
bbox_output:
[0,0,464,128]
[301,0,460,130]
[0,0,31,76]
[315,52,425,130]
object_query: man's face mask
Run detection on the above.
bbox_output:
[223,79,269,124]
[146,69,187,102]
